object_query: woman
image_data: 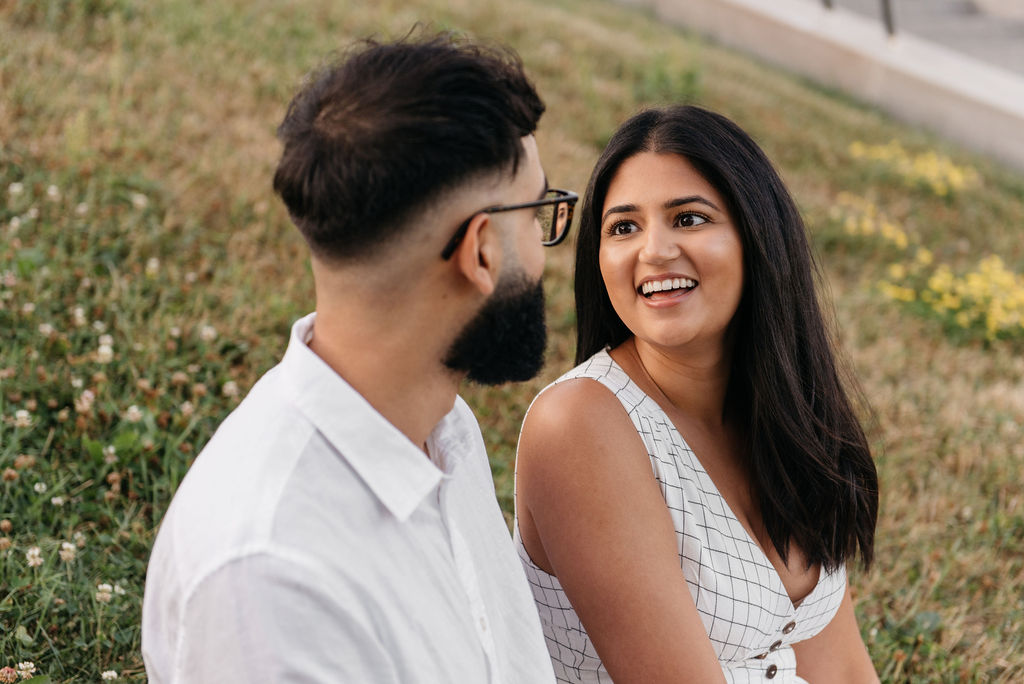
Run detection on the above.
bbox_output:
[514,106,879,683]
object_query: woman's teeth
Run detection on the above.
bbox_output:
[640,278,696,296]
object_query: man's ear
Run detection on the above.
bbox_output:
[454,212,501,296]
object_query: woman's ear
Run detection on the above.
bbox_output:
[453,212,501,297]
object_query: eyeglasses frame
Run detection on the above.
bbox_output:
[440,188,579,260]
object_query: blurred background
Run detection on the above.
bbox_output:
[1,0,1022,681]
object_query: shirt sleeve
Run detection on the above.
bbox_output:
[170,552,400,683]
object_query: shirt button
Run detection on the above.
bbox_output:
[766,664,778,679]
[782,621,796,634]
[769,640,782,651]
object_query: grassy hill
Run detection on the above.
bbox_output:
[1,0,1022,680]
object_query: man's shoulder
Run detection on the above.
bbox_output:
[146,366,321,574]
[184,368,315,490]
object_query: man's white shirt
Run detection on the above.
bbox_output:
[142,313,556,683]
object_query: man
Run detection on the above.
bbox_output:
[141,33,577,682]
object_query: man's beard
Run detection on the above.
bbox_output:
[443,273,547,385]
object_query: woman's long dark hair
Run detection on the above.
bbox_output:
[575,106,878,571]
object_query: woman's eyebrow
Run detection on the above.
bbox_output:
[602,203,637,223]
[664,195,721,212]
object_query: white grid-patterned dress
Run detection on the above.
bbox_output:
[513,349,847,683]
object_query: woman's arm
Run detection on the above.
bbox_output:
[516,379,727,684]
[792,584,879,683]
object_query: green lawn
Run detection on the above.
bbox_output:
[1,0,1022,681]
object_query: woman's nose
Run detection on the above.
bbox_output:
[638,224,681,263]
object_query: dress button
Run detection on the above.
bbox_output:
[783,620,796,634]
[769,639,782,651]
[766,664,778,679]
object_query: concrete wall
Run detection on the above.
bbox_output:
[616,0,1024,171]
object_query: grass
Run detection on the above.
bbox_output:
[1,0,1022,680]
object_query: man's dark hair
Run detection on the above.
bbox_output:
[272,32,545,261]
[575,105,878,573]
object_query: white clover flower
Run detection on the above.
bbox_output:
[72,306,87,327]
[7,182,24,197]
[103,445,117,464]
[92,320,107,333]
[26,207,38,219]
[75,202,89,216]
[1,271,15,288]
[15,662,36,678]
[96,344,114,363]
[124,405,143,423]
[130,192,148,209]
[145,257,160,276]
[199,324,217,342]
[99,333,114,347]
[59,541,76,561]
[14,410,32,428]
[95,583,113,602]
[169,326,182,339]
[38,322,55,336]
[73,531,86,548]
[114,583,126,596]
[101,671,119,681]
[221,381,239,398]
[185,271,197,284]
[74,389,95,413]
[8,216,21,232]
[21,302,35,314]
[81,277,92,288]
[71,376,84,388]
[179,400,194,417]
[33,482,47,494]
[46,184,60,201]
[51,496,65,507]
[187,363,201,374]
[25,547,43,567]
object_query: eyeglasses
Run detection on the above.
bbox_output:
[441,188,579,260]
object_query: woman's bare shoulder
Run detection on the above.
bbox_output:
[518,375,649,487]
[522,377,637,448]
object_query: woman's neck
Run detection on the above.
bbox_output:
[617,336,732,428]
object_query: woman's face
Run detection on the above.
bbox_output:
[598,152,744,354]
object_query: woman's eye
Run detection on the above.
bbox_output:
[606,221,639,236]
[675,212,708,228]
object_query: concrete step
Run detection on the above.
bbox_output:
[621,0,1024,170]
[829,0,1024,76]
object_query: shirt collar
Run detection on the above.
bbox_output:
[280,313,446,521]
